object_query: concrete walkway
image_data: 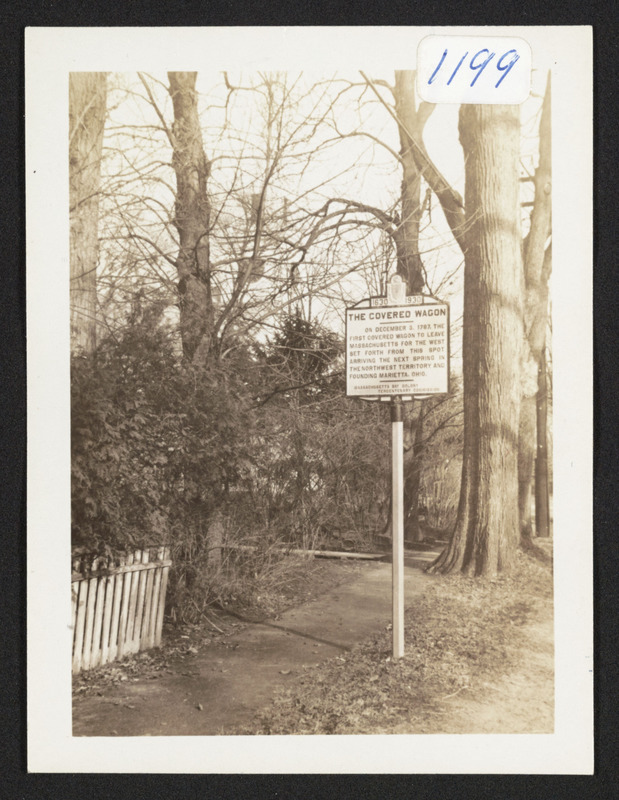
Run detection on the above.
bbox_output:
[73,560,432,736]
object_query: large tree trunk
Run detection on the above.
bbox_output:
[428,105,523,577]
[393,71,425,295]
[519,74,552,542]
[168,72,214,366]
[69,72,107,354]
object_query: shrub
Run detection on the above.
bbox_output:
[71,312,252,556]
[71,310,420,622]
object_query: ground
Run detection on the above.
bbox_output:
[72,548,553,736]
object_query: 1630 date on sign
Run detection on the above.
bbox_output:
[417,35,531,105]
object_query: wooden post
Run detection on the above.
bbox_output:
[391,397,405,659]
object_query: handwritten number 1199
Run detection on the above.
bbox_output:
[428,48,520,89]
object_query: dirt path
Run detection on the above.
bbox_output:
[385,603,554,735]
[73,561,431,736]
[432,612,554,734]
[73,558,554,736]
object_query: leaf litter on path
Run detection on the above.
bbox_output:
[233,551,553,735]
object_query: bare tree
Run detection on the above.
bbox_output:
[428,105,524,577]
[69,72,107,353]
[376,74,553,564]
[166,71,215,365]
[355,71,464,541]
[88,71,551,571]
[97,72,391,359]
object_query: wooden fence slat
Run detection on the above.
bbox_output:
[130,550,150,653]
[146,558,161,648]
[89,576,107,668]
[100,575,116,667]
[117,552,134,660]
[71,582,78,641]
[80,577,99,671]
[124,551,142,654]
[139,550,152,645]
[148,550,161,646]
[154,566,169,648]
[72,546,171,672]
[72,579,89,673]
[107,556,125,663]
[148,567,162,650]
[140,566,155,649]
[154,549,170,647]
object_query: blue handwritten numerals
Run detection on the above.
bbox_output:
[417,36,531,104]
[429,48,519,89]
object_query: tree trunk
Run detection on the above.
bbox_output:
[428,105,523,577]
[69,72,107,354]
[518,393,536,539]
[535,347,550,537]
[519,74,552,542]
[168,72,214,366]
[403,400,426,542]
[393,71,425,294]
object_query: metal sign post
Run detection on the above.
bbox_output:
[391,396,405,659]
[344,274,450,661]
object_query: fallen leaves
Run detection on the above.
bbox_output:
[234,552,553,736]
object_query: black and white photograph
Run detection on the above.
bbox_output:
[26,26,592,773]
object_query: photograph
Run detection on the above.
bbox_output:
[26,26,592,773]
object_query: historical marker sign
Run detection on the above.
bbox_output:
[345,275,450,659]
[346,279,450,399]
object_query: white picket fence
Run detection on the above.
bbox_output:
[71,547,171,674]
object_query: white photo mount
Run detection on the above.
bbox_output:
[25,26,593,776]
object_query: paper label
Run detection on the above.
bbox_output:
[417,35,531,104]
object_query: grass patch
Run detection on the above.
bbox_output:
[234,551,553,735]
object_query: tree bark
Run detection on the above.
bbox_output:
[403,400,426,542]
[518,393,536,538]
[428,105,523,577]
[69,72,107,354]
[519,74,552,542]
[168,72,214,366]
[393,71,425,294]
[535,347,550,537]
